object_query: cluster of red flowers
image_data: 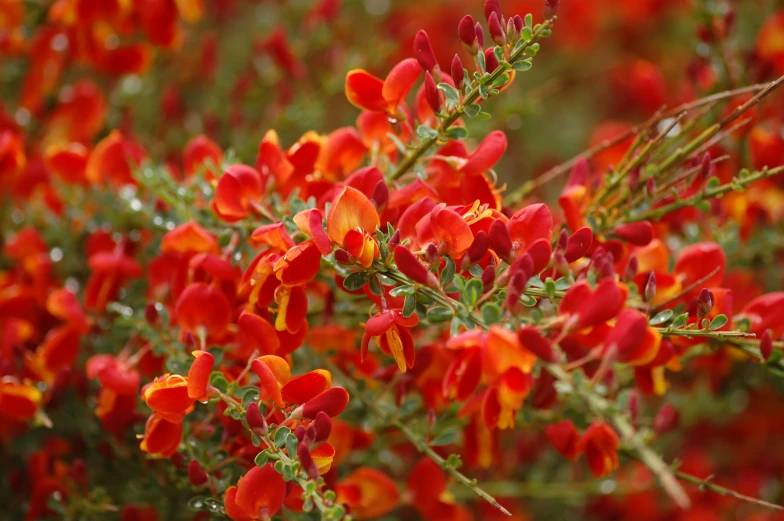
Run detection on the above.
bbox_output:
[4,0,784,521]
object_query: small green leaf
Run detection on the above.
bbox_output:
[209,372,228,393]
[430,430,459,447]
[520,294,537,307]
[417,125,439,139]
[708,314,728,330]
[368,274,381,295]
[671,313,689,329]
[481,303,502,325]
[254,451,269,467]
[477,50,486,73]
[390,285,415,297]
[427,306,454,323]
[441,255,456,286]
[343,272,369,291]
[445,126,468,140]
[521,26,533,42]
[649,310,674,325]
[706,177,721,190]
[464,278,484,306]
[402,294,417,318]
[475,111,492,120]
[493,46,504,63]
[490,73,510,88]
[464,104,481,118]
[524,13,533,28]
[274,427,291,448]
[437,82,461,105]
[513,59,533,72]
[285,433,299,459]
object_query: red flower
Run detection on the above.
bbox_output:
[224,464,286,521]
[361,310,419,372]
[578,421,620,477]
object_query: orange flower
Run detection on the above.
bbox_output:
[327,186,380,268]
[224,464,286,521]
[139,413,183,457]
[142,351,214,423]
[545,420,581,461]
[361,309,419,372]
[211,164,265,222]
[84,130,146,187]
[0,381,43,422]
[345,58,420,116]
[336,467,399,519]
[578,421,620,477]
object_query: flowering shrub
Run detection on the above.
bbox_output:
[4,0,784,520]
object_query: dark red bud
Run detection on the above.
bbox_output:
[188,460,209,487]
[484,0,503,24]
[484,47,499,73]
[371,180,389,210]
[297,443,320,479]
[700,151,713,180]
[427,408,437,430]
[294,425,307,442]
[568,157,588,187]
[481,264,496,291]
[488,12,506,46]
[488,219,513,261]
[335,248,352,265]
[696,288,714,318]
[414,30,438,72]
[513,14,523,32]
[394,246,439,288]
[388,229,401,249]
[544,0,560,19]
[628,390,640,422]
[458,15,477,50]
[653,404,679,434]
[644,272,657,303]
[624,256,638,282]
[451,54,464,90]
[556,228,568,251]
[628,167,640,192]
[646,177,656,198]
[462,231,489,270]
[313,411,332,444]
[145,303,159,324]
[424,71,441,114]
[246,402,269,437]
[613,221,654,246]
[518,327,558,363]
[524,239,552,275]
[475,23,485,48]
[760,330,773,362]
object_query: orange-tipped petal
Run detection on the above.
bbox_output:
[381,58,420,112]
[345,69,387,112]
[327,186,380,245]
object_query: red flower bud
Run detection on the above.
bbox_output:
[488,219,513,261]
[653,404,679,434]
[696,288,714,318]
[461,231,489,270]
[627,390,640,423]
[451,54,464,90]
[458,15,477,50]
[518,327,558,363]
[760,330,773,362]
[313,411,332,444]
[613,221,654,246]
[388,229,401,249]
[484,47,500,73]
[145,303,159,324]
[482,264,496,291]
[188,460,209,487]
[488,12,506,46]
[297,443,320,479]
[556,228,568,251]
[700,151,713,180]
[524,239,552,275]
[414,30,438,72]
[246,402,268,437]
[371,180,389,210]
[335,248,352,265]
[298,387,350,419]
[424,71,441,114]
[484,0,503,24]
[564,227,593,262]
[394,246,439,288]
[544,0,560,19]
[513,14,523,33]
[475,23,485,48]
[646,176,656,197]
[624,255,638,282]
[644,272,657,303]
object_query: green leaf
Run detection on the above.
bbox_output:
[437,82,461,105]
[254,451,269,467]
[445,126,468,140]
[544,278,556,299]
[490,73,510,88]
[477,50,486,73]
[441,255,456,286]
[402,294,417,318]
[493,46,504,63]
[417,125,439,139]
[706,177,721,190]
[430,430,459,447]
[521,294,537,307]
[241,387,260,408]
[649,310,674,325]
[464,278,483,306]
[427,306,454,323]
[481,303,502,325]
[368,274,381,295]
[524,13,533,28]
[511,38,526,57]
[274,427,291,448]
[285,433,299,460]
[390,285,415,297]
[513,59,533,72]
[671,313,689,329]
[463,104,481,118]
[209,372,228,393]
[475,111,492,120]
[343,272,369,291]
[708,314,728,330]
[521,26,533,42]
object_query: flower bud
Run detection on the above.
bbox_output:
[613,221,654,246]
[553,252,569,275]
[564,227,593,262]
[294,425,307,442]
[313,411,332,444]
[760,330,773,362]
[696,288,714,319]
[628,167,640,192]
[488,219,513,262]
[451,54,464,90]
[556,228,568,251]
[643,272,657,303]
[388,229,401,249]
[458,15,477,51]
[371,180,389,210]
[513,14,523,33]
[461,231,489,270]
[188,460,209,486]
[424,71,441,114]
[484,47,499,73]
[145,302,159,324]
[488,12,506,46]
[518,327,558,363]
[484,0,503,24]
[481,264,496,291]
[624,256,638,282]
[414,30,438,73]
[545,420,580,460]
[653,404,679,434]
[475,23,485,48]
[246,402,268,437]
[646,176,656,198]
[335,248,352,265]
[700,151,714,180]
[427,408,437,431]
[627,390,640,423]
[297,443,320,479]
[544,0,560,19]
[394,246,439,288]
